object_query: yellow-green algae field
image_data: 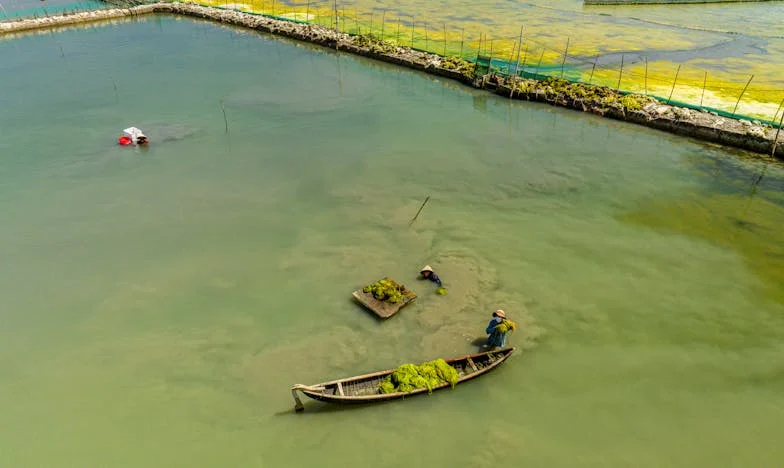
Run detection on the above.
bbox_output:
[188,0,784,121]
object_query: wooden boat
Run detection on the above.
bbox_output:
[352,277,417,318]
[290,347,515,411]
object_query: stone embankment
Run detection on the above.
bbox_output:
[2,2,782,159]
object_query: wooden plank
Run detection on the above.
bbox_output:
[336,381,345,396]
[352,277,416,319]
[466,357,478,372]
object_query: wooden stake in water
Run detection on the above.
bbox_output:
[560,37,569,79]
[369,12,373,36]
[306,0,310,23]
[460,28,464,57]
[443,23,447,56]
[616,54,624,91]
[772,98,784,159]
[424,20,428,51]
[731,74,754,117]
[520,43,529,76]
[220,99,229,134]
[700,71,707,108]
[588,56,597,85]
[409,196,431,226]
[397,18,401,44]
[334,0,339,32]
[666,64,681,105]
[381,10,386,39]
[513,26,523,77]
[535,48,544,76]
[109,73,119,104]
[644,57,648,95]
[411,17,415,48]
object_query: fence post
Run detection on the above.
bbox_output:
[772,100,784,158]
[489,39,494,75]
[520,44,529,76]
[700,71,707,108]
[411,17,415,48]
[731,74,754,117]
[334,0,339,32]
[588,57,597,84]
[666,64,681,105]
[513,26,523,77]
[560,37,569,79]
[535,48,544,76]
[616,54,624,91]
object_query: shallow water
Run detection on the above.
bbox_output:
[2,17,784,467]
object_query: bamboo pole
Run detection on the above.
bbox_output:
[700,71,707,108]
[731,74,754,117]
[513,26,523,77]
[772,98,784,158]
[560,37,569,79]
[666,64,681,105]
[588,57,597,84]
[616,54,624,90]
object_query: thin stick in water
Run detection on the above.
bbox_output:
[560,37,569,79]
[731,74,754,117]
[513,26,523,77]
[700,71,707,108]
[220,99,229,134]
[109,73,119,104]
[644,57,648,95]
[443,23,447,56]
[409,196,431,226]
[773,99,784,159]
[667,64,681,105]
[616,54,624,90]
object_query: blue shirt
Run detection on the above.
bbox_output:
[426,272,442,287]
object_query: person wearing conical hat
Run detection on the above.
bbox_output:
[419,265,442,288]
[485,310,512,349]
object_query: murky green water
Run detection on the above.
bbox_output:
[2,17,784,467]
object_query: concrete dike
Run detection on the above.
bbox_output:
[2,2,782,160]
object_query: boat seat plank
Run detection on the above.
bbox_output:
[466,357,478,372]
[337,382,345,396]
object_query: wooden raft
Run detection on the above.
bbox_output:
[352,277,416,318]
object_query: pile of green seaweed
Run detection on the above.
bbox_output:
[362,278,407,303]
[379,359,459,394]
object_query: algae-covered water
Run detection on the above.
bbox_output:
[2,17,784,467]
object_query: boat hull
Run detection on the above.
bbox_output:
[291,347,515,410]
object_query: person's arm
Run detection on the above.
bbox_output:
[432,274,443,287]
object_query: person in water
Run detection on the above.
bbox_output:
[419,265,442,287]
[485,310,511,349]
